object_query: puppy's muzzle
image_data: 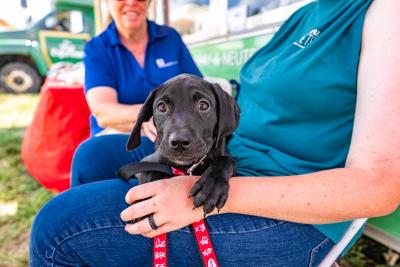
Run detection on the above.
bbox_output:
[168,131,192,152]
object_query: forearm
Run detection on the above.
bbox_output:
[222,167,398,224]
[93,102,142,131]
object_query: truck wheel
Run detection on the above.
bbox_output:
[0,62,42,94]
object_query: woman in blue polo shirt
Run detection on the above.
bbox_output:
[70,0,202,186]
[30,0,400,266]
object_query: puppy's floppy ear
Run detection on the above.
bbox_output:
[126,89,157,151]
[211,83,240,146]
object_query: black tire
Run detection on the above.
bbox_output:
[0,62,42,94]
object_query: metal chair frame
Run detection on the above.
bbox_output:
[318,218,368,266]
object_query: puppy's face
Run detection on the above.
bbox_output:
[153,77,218,166]
[127,74,240,166]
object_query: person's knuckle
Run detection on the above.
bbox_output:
[138,223,149,233]
[129,205,139,216]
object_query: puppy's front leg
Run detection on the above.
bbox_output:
[190,156,236,216]
[135,151,170,184]
[117,150,169,184]
[117,151,168,224]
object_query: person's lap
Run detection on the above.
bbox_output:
[30,179,333,267]
[30,135,334,266]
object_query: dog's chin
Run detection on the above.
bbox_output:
[171,158,193,166]
[168,154,200,166]
[165,153,207,167]
[160,143,209,167]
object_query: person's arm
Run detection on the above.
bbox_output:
[224,0,400,223]
[83,39,142,133]
[85,87,141,132]
[120,0,400,237]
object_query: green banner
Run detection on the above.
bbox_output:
[42,35,87,65]
[189,33,273,82]
[48,38,85,63]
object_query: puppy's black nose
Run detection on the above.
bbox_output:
[169,133,192,151]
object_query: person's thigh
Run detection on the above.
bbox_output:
[193,214,334,267]
[71,135,155,186]
[30,179,150,267]
[30,179,333,267]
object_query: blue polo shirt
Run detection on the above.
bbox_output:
[84,20,202,135]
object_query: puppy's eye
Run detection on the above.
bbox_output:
[157,102,167,113]
[198,100,210,111]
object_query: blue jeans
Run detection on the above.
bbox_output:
[70,135,155,186]
[30,135,334,266]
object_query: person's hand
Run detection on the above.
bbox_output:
[120,176,207,238]
[141,117,157,142]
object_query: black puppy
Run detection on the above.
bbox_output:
[118,74,240,215]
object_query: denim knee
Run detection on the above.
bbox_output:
[30,197,61,266]
[70,137,104,186]
[30,180,133,266]
[71,135,154,186]
[71,135,128,186]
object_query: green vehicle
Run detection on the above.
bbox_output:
[0,0,102,93]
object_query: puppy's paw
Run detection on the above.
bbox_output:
[190,175,229,216]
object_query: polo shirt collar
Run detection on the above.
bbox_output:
[147,20,167,43]
[105,20,167,47]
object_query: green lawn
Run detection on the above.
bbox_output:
[0,93,54,267]
[0,92,396,267]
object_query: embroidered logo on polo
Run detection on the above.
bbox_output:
[293,29,321,49]
[156,58,178,68]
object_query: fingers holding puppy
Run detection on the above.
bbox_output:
[124,213,165,236]
[122,176,205,237]
[121,196,167,236]
[125,180,162,204]
[120,196,158,222]
[124,214,181,238]
[141,117,157,142]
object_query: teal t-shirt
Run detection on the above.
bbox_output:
[227,0,373,245]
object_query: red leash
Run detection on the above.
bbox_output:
[153,167,219,267]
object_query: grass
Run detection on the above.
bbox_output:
[0,92,398,266]
[0,93,54,267]
[340,237,398,267]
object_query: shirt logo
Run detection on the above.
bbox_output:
[156,58,178,68]
[293,29,320,49]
